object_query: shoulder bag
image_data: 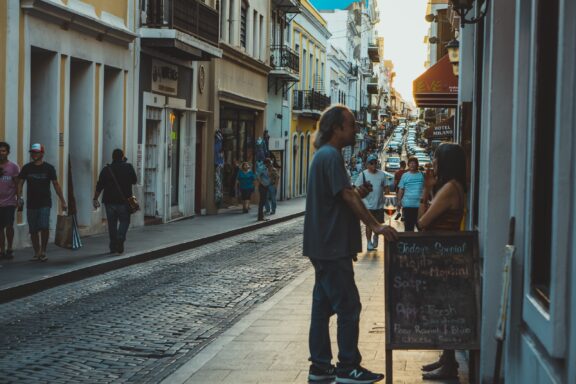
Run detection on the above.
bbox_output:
[107,165,140,214]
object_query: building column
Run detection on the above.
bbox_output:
[220,0,229,43]
[254,13,260,60]
[230,0,239,47]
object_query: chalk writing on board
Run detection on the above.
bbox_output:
[386,232,479,349]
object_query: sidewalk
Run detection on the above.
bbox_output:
[161,219,470,384]
[0,198,306,303]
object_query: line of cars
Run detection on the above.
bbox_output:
[385,123,432,172]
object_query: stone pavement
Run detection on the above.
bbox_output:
[162,218,471,384]
[0,198,307,302]
[0,197,471,383]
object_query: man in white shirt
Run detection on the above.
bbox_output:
[354,154,394,251]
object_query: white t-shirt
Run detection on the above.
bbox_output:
[354,169,394,210]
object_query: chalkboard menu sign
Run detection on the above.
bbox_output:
[385,231,480,349]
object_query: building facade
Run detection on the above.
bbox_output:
[454,0,576,382]
[1,0,137,246]
[289,0,330,199]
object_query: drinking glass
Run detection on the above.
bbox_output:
[384,194,397,226]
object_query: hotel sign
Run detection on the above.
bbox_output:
[151,60,178,96]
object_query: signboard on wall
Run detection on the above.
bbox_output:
[151,60,178,96]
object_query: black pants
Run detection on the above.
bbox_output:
[403,207,419,231]
[257,185,269,220]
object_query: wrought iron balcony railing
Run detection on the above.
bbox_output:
[270,45,300,74]
[143,0,219,46]
[293,90,331,113]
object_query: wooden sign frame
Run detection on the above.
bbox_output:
[384,231,480,383]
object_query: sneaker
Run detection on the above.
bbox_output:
[367,241,374,252]
[5,249,13,260]
[372,234,379,249]
[38,254,48,262]
[30,254,41,261]
[116,241,125,254]
[336,366,384,383]
[308,364,336,382]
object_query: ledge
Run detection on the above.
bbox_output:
[21,0,137,46]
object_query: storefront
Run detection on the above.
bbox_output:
[139,56,196,223]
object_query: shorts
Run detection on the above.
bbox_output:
[27,207,51,233]
[0,206,16,228]
[240,188,253,200]
[369,209,384,222]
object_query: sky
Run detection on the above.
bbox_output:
[377,0,429,104]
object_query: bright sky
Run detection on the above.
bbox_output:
[377,0,429,104]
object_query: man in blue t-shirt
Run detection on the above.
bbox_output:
[303,105,397,384]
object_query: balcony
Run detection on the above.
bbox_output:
[368,43,380,62]
[270,45,300,82]
[367,77,378,94]
[271,0,301,14]
[141,0,222,60]
[293,90,331,117]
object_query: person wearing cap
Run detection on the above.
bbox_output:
[17,143,67,262]
[353,153,394,251]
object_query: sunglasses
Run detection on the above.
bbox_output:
[368,161,377,165]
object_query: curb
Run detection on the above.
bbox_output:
[0,212,305,304]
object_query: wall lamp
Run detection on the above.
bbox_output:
[445,39,460,76]
[449,0,490,28]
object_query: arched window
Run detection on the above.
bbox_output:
[292,133,298,197]
[299,134,305,195]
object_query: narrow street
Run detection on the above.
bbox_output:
[0,219,309,383]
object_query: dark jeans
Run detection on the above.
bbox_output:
[257,185,269,220]
[105,203,131,248]
[309,258,362,368]
[403,207,419,231]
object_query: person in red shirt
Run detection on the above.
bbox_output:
[393,160,407,192]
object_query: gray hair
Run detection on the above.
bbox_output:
[314,104,351,149]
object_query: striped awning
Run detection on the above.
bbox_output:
[413,55,458,108]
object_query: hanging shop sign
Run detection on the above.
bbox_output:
[151,60,179,96]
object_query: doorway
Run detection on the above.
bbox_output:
[168,111,181,216]
[195,122,204,214]
[144,109,161,224]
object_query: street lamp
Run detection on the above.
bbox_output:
[445,39,460,76]
[449,0,490,28]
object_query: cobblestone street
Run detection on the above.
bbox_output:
[0,218,309,384]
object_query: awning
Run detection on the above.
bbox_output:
[413,55,458,108]
[424,115,455,140]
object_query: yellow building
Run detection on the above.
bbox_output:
[1,0,136,246]
[289,0,331,198]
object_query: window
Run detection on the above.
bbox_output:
[240,2,248,49]
[259,15,264,60]
[253,10,258,56]
[530,0,558,308]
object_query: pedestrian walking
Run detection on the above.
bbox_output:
[265,160,279,215]
[393,160,407,193]
[0,142,19,260]
[416,143,467,381]
[236,162,256,213]
[397,157,425,231]
[354,153,394,251]
[303,105,398,384]
[256,158,271,221]
[17,143,67,262]
[92,149,137,254]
